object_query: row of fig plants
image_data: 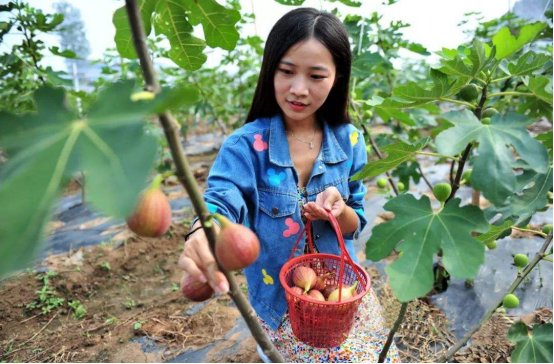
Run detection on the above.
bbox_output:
[348,9,553,363]
[0,0,551,362]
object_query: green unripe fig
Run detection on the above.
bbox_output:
[542,224,553,234]
[482,108,499,118]
[513,254,529,268]
[376,178,388,189]
[397,182,405,192]
[486,240,497,250]
[481,117,491,125]
[462,169,472,186]
[433,183,452,202]
[502,293,520,309]
[459,84,480,102]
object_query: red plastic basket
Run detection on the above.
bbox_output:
[279,211,371,348]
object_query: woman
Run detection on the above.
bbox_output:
[178,7,399,362]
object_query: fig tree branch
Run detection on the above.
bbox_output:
[446,81,488,203]
[436,233,553,362]
[350,105,408,363]
[124,1,284,362]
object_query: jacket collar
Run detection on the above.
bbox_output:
[268,114,348,167]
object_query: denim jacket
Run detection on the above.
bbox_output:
[202,114,368,330]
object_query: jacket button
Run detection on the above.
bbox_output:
[315,234,321,240]
[271,207,279,215]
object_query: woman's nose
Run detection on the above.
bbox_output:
[290,76,308,96]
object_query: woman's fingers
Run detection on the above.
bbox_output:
[178,235,229,294]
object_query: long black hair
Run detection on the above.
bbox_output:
[245,8,352,126]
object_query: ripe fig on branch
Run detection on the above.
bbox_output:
[126,175,172,237]
[213,214,260,271]
[181,274,214,302]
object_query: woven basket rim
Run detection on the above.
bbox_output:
[279,252,371,306]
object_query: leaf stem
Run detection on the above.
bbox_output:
[124,1,284,362]
[487,91,534,98]
[415,151,459,161]
[435,233,553,362]
[490,75,512,83]
[543,257,553,263]
[438,97,476,109]
[511,226,547,237]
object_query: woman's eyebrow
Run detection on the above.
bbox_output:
[279,61,329,72]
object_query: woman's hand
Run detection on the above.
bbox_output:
[302,186,345,221]
[177,225,229,294]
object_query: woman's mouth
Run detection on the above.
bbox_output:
[287,100,308,112]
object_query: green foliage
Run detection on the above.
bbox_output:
[436,110,549,205]
[0,1,67,113]
[113,0,240,70]
[487,166,552,225]
[508,323,553,363]
[26,271,65,315]
[492,22,547,60]
[0,81,166,277]
[352,138,429,180]
[476,220,513,246]
[68,300,87,319]
[391,161,421,190]
[366,194,489,301]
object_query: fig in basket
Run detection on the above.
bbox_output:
[292,266,317,293]
[307,289,325,302]
[321,283,338,299]
[327,281,358,302]
[312,271,333,291]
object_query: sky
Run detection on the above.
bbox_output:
[6,0,520,72]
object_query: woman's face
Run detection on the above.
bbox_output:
[274,38,336,125]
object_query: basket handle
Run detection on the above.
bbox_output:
[288,210,365,302]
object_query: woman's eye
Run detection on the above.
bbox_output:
[311,75,326,80]
[279,68,293,75]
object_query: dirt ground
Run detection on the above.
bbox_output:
[1,218,551,363]
[0,154,551,363]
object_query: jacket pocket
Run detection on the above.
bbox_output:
[258,189,297,218]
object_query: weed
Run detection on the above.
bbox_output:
[26,271,65,315]
[99,262,111,271]
[68,300,87,319]
[133,320,145,330]
[104,315,119,325]
[171,282,179,292]
[124,298,137,310]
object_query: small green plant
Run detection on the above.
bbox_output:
[99,261,111,271]
[133,320,145,330]
[124,298,137,310]
[26,271,65,315]
[171,282,179,292]
[104,315,119,325]
[68,300,87,319]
